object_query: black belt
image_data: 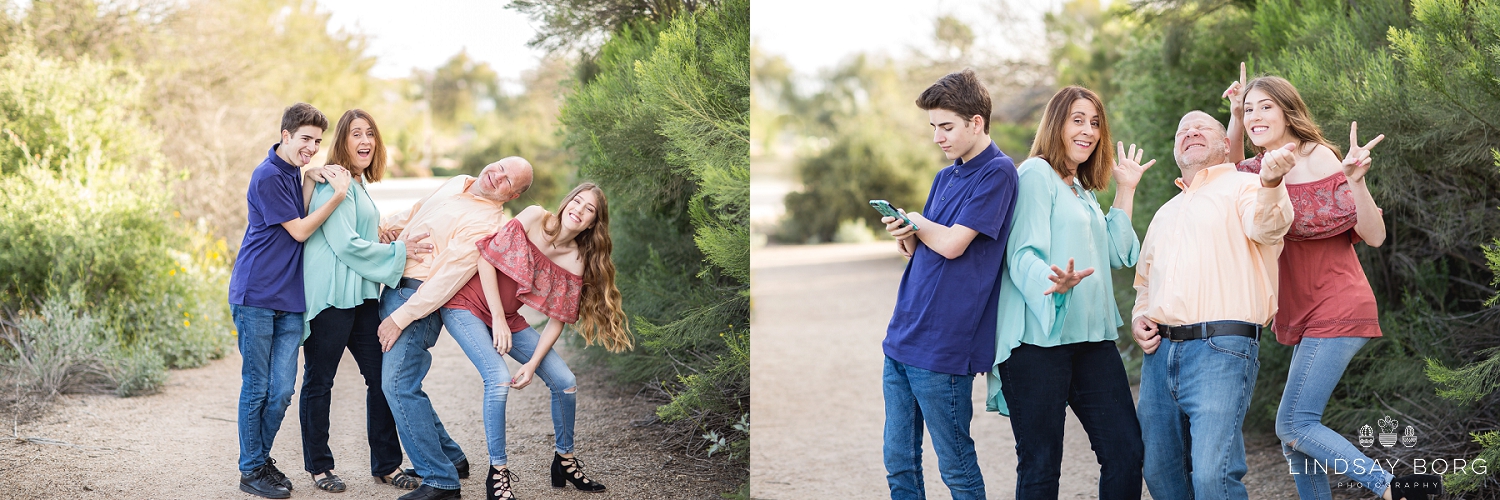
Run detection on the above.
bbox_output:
[399,277,424,289]
[1163,321,1261,342]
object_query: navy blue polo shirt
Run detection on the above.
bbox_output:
[228,144,307,312]
[883,141,1019,375]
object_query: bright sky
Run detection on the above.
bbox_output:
[752,0,1064,73]
[318,0,546,91]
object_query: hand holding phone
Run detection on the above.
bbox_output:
[870,199,918,231]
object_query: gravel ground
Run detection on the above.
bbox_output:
[749,242,1304,499]
[0,327,740,499]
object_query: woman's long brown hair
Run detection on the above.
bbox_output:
[1028,85,1113,191]
[542,182,632,352]
[1242,76,1343,160]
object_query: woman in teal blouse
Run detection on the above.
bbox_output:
[986,86,1154,499]
[299,109,432,493]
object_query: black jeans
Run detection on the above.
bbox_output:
[300,299,403,476]
[998,341,1144,500]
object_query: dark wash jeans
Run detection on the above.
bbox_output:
[998,341,1144,500]
[300,299,403,477]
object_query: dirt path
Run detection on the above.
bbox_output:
[749,242,1298,499]
[0,320,738,500]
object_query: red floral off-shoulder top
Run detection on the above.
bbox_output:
[1236,153,1381,344]
[443,218,583,331]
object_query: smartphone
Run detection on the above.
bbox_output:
[869,199,918,231]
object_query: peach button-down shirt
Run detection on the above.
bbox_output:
[379,175,506,329]
[1132,164,1295,327]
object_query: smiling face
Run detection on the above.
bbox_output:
[1174,111,1229,171]
[278,125,322,167]
[928,108,986,162]
[344,117,376,171]
[1242,88,1289,148]
[471,157,533,203]
[562,188,600,231]
[1061,98,1100,170]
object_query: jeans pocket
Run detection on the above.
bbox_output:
[1206,335,1257,360]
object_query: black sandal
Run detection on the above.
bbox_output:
[312,471,346,493]
[376,469,421,490]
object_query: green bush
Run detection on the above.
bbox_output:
[0,44,231,407]
[556,0,749,464]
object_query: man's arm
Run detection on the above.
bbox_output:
[902,213,979,260]
[1240,182,1294,247]
[385,223,491,329]
[281,169,350,242]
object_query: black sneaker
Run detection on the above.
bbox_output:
[240,465,291,499]
[263,457,294,491]
[398,484,462,500]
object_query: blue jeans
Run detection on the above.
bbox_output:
[882,356,985,500]
[232,304,303,473]
[442,309,581,460]
[998,342,1143,500]
[505,323,578,455]
[1277,336,1391,499]
[440,308,512,465]
[301,300,403,477]
[380,284,467,489]
[1138,334,1260,500]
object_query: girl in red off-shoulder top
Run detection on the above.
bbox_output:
[440,183,631,499]
[1221,68,1439,500]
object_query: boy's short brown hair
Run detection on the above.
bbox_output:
[280,102,328,135]
[915,69,992,134]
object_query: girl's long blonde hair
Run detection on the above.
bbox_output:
[542,182,632,352]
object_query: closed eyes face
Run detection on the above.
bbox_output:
[1062,98,1100,168]
[1242,88,1286,148]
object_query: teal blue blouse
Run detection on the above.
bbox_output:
[302,180,407,341]
[985,157,1140,415]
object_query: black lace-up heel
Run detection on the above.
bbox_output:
[551,453,606,492]
[486,466,519,500]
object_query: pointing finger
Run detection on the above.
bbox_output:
[1363,134,1385,152]
[1240,61,1246,85]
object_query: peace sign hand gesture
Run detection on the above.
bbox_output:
[1342,121,1384,184]
[1043,258,1095,296]
[1222,62,1247,118]
[1113,142,1156,190]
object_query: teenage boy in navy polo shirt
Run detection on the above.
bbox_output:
[878,69,1019,500]
[228,102,352,499]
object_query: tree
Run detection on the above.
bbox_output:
[509,0,717,53]
[554,0,749,465]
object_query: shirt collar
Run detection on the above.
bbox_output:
[1174,163,1236,191]
[267,144,300,175]
[458,175,504,208]
[951,141,1001,178]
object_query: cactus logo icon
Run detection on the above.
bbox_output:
[1402,426,1418,448]
[1378,416,1399,448]
[1358,425,1374,448]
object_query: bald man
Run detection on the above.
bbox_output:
[375,157,534,500]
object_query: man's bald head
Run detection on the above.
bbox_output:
[1173,110,1230,171]
[471,156,534,203]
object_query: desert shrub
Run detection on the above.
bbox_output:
[0,43,231,416]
